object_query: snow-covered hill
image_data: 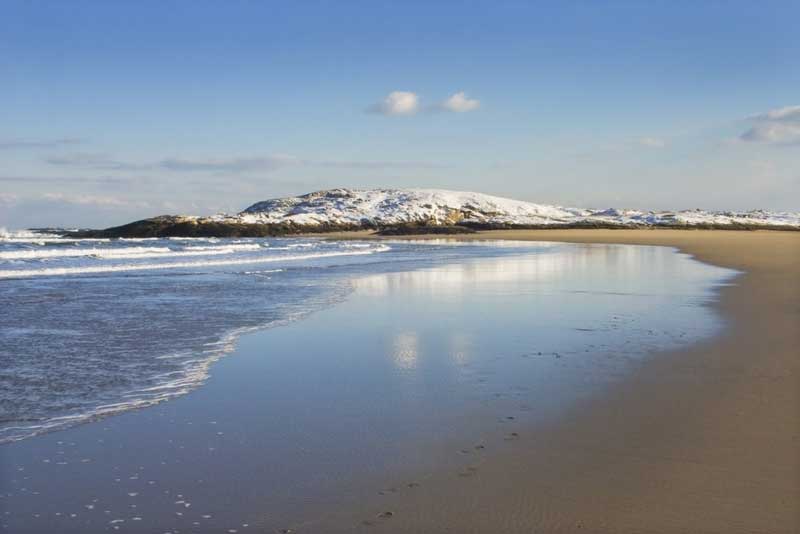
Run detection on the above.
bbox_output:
[230,188,799,228]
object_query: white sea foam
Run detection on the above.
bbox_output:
[185,244,262,252]
[0,316,313,443]
[0,228,60,240]
[0,246,171,260]
[242,269,284,275]
[0,246,391,278]
[1,236,111,244]
[0,243,262,260]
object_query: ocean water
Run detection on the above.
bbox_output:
[1,234,572,443]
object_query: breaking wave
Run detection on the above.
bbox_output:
[0,243,262,261]
[0,245,390,279]
[0,236,401,442]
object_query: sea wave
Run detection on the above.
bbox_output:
[0,324,276,443]
[0,246,391,278]
[0,243,263,260]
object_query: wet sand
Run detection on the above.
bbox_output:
[320,230,799,533]
[2,239,736,534]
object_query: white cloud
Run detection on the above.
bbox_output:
[638,137,666,148]
[439,92,480,113]
[740,105,800,145]
[368,91,420,116]
[367,91,480,116]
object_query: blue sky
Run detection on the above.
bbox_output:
[1,1,798,228]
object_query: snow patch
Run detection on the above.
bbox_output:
[223,188,799,228]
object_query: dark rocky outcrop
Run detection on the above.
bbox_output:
[56,215,799,239]
[62,216,372,239]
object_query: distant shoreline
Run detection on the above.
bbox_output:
[39,218,800,240]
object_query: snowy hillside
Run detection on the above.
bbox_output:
[231,188,800,229]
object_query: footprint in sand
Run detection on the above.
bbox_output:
[458,466,479,478]
[378,482,419,496]
[362,511,394,527]
[504,432,520,441]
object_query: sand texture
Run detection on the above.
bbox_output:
[320,230,799,534]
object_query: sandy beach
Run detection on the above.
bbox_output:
[316,229,799,533]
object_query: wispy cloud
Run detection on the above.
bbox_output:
[438,92,480,113]
[367,91,420,116]
[0,174,136,184]
[740,105,800,146]
[311,158,445,170]
[45,153,299,173]
[45,153,144,170]
[0,137,83,150]
[46,153,441,173]
[740,123,800,145]
[159,155,300,172]
[748,105,800,123]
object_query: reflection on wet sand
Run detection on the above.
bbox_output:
[0,241,735,534]
[352,242,700,300]
[391,331,419,370]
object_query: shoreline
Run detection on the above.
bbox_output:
[314,229,799,533]
[1,230,796,533]
[1,237,735,534]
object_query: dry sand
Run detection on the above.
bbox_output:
[322,230,799,533]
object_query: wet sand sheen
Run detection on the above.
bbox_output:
[0,241,733,533]
[316,230,799,534]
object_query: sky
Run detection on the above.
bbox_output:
[1,1,798,228]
